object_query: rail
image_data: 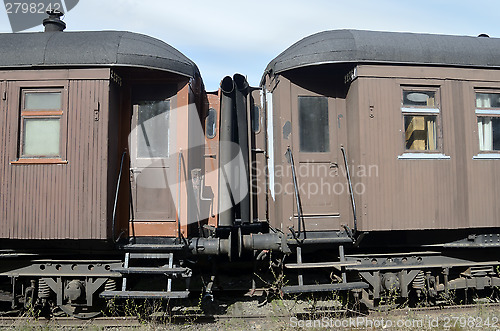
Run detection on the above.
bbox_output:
[340,146,357,235]
[112,150,127,243]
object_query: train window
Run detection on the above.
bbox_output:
[205,107,217,139]
[19,90,63,159]
[476,92,500,151]
[24,92,61,110]
[401,88,440,151]
[23,118,60,157]
[403,115,437,150]
[403,91,436,107]
[136,100,170,158]
[251,105,260,133]
[298,96,329,153]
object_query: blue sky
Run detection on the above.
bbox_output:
[1,0,499,90]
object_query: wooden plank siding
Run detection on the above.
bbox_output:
[349,65,500,231]
[0,69,111,240]
[266,63,500,233]
[265,75,353,232]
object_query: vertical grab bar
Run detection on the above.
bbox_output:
[286,146,305,241]
[341,146,357,235]
[112,150,127,243]
[177,149,182,241]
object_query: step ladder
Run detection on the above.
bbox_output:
[100,245,191,299]
[281,245,368,294]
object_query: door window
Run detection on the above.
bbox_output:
[298,96,329,153]
[136,100,170,158]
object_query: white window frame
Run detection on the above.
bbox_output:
[399,87,447,159]
[474,90,500,156]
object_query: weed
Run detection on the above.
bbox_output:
[253,250,288,300]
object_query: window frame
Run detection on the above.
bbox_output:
[12,85,68,164]
[205,107,217,139]
[400,86,443,154]
[251,104,261,134]
[474,89,500,155]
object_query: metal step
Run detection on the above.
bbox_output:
[119,244,186,252]
[281,282,369,294]
[0,291,12,302]
[100,290,189,299]
[112,266,191,277]
[129,253,174,259]
[285,261,360,269]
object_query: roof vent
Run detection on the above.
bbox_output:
[43,10,66,32]
[478,33,490,38]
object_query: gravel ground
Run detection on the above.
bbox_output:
[2,297,499,330]
[147,297,500,331]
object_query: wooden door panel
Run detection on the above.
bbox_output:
[291,85,340,231]
[130,91,176,223]
[133,167,176,220]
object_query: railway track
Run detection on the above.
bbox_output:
[0,316,141,328]
[0,302,498,329]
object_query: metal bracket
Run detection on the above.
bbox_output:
[42,277,63,305]
[86,278,108,307]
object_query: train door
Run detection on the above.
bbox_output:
[203,93,220,227]
[250,89,267,222]
[129,85,177,224]
[290,85,341,231]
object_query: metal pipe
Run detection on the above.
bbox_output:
[242,233,281,251]
[233,73,251,224]
[188,238,231,255]
[218,76,236,227]
[43,10,66,32]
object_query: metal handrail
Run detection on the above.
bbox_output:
[286,147,305,242]
[341,146,357,235]
[112,150,127,243]
[177,149,182,241]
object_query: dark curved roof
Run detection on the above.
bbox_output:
[0,31,199,78]
[265,29,500,75]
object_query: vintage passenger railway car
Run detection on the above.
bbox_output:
[0,13,218,317]
[0,12,499,317]
[261,29,500,300]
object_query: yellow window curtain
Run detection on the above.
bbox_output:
[426,117,436,150]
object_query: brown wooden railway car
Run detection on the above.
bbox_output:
[262,29,500,239]
[0,20,206,243]
[261,30,500,297]
[2,14,500,315]
[0,15,217,316]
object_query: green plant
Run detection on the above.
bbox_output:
[253,251,288,300]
